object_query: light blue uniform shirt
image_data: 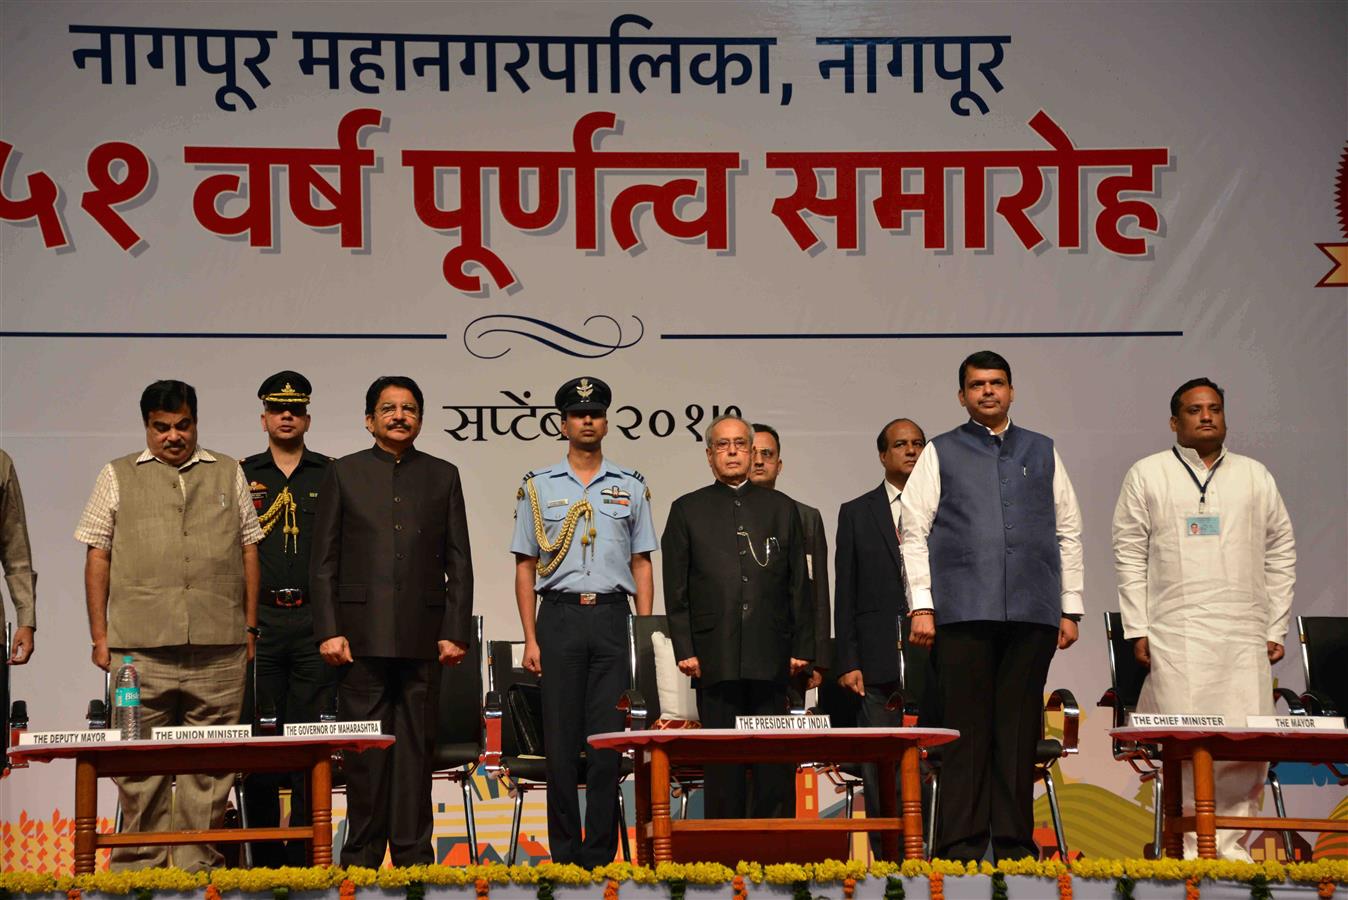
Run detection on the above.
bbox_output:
[511,458,658,594]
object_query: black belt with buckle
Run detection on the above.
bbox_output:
[264,588,307,608]
[543,591,628,606]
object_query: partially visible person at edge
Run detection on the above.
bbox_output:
[75,380,261,871]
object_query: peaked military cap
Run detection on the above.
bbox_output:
[555,376,610,413]
[259,371,312,406]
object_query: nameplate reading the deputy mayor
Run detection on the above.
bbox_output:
[19,730,124,745]
[1246,715,1346,730]
[151,725,254,741]
[1128,713,1228,727]
[735,715,831,731]
[284,721,383,737]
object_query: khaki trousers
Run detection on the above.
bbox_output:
[109,644,247,871]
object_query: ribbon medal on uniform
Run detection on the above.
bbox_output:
[600,485,631,506]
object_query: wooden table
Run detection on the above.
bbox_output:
[590,727,958,864]
[1110,726,1348,859]
[10,734,392,873]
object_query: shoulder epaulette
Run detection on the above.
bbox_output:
[623,468,646,484]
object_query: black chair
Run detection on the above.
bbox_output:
[1097,611,1294,859]
[484,639,631,865]
[1294,616,1348,786]
[620,615,705,818]
[432,616,486,863]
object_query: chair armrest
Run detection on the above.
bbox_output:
[255,696,280,737]
[1045,688,1080,755]
[1272,687,1307,716]
[1300,689,1340,717]
[480,690,503,772]
[617,689,649,730]
[884,688,922,726]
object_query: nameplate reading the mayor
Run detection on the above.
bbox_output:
[284,721,383,737]
[1246,715,1346,730]
[152,725,254,741]
[19,730,125,746]
[1128,713,1228,727]
[735,715,831,731]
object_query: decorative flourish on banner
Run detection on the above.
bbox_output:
[463,314,644,359]
[1314,143,1348,288]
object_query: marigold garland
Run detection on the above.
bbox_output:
[66,890,81,900]
[475,877,491,900]
[1184,876,1200,900]
[339,879,357,900]
[731,874,748,900]
[990,871,1008,900]
[204,885,221,900]
[928,870,943,900]
[1319,880,1336,899]
[882,876,905,900]
[602,877,619,900]
[1056,872,1071,900]
[841,876,855,900]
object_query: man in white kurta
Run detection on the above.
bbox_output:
[1113,378,1295,861]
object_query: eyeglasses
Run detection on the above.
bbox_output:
[711,437,750,453]
[377,403,421,418]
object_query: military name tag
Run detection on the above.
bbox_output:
[735,715,831,731]
[1247,715,1346,730]
[1185,515,1220,536]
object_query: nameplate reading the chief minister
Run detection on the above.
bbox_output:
[152,725,254,741]
[284,720,383,737]
[19,730,125,745]
[1128,713,1228,728]
[1246,715,1347,730]
[735,715,832,731]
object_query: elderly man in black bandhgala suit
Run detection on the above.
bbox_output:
[662,414,813,819]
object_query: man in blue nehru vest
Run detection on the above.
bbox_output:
[899,351,1083,862]
[512,377,657,866]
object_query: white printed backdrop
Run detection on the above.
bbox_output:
[1,0,1345,868]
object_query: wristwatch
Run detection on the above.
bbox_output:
[246,625,261,636]
[1062,614,1083,623]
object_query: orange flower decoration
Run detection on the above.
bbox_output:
[732,875,747,900]
[1319,880,1335,899]
[1057,872,1072,900]
[476,877,491,900]
[603,878,620,900]
[340,878,357,900]
[842,877,856,900]
[204,886,221,900]
[67,889,82,900]
[929,871,944,900]
[1185,877,1200,900]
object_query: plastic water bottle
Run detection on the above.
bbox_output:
[113,655,142,739]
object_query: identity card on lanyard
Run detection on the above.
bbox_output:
[1173,447,1221,537]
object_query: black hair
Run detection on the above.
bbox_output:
[365,376,425,416]
[875,418,924,453]
[958,350,1012,390]
[140,380,197,424]
[751,423,781,453]
[1170,377,1225,416]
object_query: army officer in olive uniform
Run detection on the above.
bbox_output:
[511,377,656,867]
[240,371,336,867]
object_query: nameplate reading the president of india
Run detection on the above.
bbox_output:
[152,725,254,741]
[19,729,125,745]
[734,715,832,731]
[1128,713,1228,727]
[284,720,383,737]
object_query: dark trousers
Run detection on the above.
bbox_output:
[858,678,939,859]
[698,679,794,819]
[537,601,629,867]
[245,605,337,867]
[933,621,1058,862]
[337,656,437,867]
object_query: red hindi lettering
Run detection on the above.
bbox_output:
[81,141,152,251]
[0,141,69,249]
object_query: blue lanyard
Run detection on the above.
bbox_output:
[1172,447,1222,507]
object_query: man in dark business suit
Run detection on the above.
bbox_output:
[311,375,474,867]
[663,414,813,819]
[748,423,832,691]
[834,417,926,857]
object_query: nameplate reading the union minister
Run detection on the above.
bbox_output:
[1246,715,1347,730]
[1127,713,1228,727]
[734,715,832,731]
[19,729,124,745]
[284,720,383,737]
[152,725,254,741]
